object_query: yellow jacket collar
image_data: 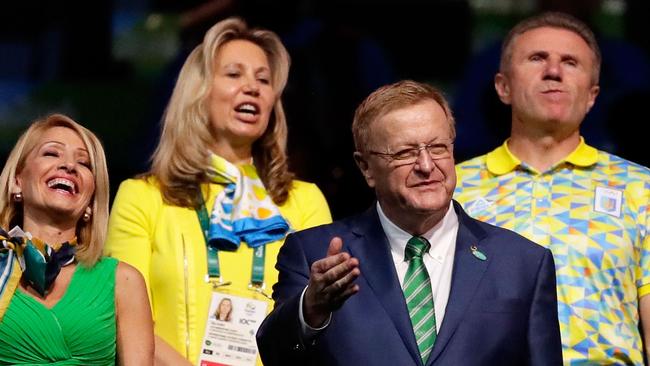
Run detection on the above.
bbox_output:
[486,137,598,175]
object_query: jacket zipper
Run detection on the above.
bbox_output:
[181,234,191,358]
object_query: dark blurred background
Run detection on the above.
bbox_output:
[2,0,649,220]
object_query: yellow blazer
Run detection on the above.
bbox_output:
[104,177,332,364]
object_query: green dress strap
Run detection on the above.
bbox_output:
[0,257,118,365]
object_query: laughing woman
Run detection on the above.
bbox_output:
[0,114,153,365]
[104,17,331,365]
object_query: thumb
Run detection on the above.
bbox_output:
[326,236,343,257]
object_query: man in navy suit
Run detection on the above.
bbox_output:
[256,80,562,365]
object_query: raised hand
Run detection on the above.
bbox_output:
[303,237,360,327]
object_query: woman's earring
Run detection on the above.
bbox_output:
[82,207,92,222]
[13,192,23,202]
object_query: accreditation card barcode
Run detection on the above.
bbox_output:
[227,345,257,355]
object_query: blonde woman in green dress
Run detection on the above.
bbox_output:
[0,114,153,365]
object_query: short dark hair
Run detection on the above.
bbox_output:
[499,11,601,84]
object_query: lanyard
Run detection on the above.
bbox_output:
[196,197,267,293]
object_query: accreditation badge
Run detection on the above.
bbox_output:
[197,292,268,366]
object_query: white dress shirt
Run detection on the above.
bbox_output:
[376,201,458,332]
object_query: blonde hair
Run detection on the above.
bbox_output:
[149,17,293,208]
[500,11,601,85]
[0,114,109,267]
[352,80,456,152]
[214,297,233,321]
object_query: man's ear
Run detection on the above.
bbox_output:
[353,151,375,188]
[494,73,512,105]
[585,84,600,113]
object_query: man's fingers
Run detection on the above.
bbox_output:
[306,236,360,314]
[337,284,360,302]
[326,236,343,257]
[311,252,350,274]
[323,264,359,294]
[329,284,360,311]
[318,256,359,288]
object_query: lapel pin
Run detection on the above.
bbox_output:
[471,245,487,261]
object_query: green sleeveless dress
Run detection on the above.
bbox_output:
[0,257,118,365]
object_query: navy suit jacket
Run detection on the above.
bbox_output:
[257,201,562,365]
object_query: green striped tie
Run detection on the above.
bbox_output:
[404,236,436,363]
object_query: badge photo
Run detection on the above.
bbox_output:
[593,186,623,217]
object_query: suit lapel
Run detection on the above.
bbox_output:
[426,201,490,365]
[348,207,423,365]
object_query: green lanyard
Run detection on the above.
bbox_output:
[196,198,266,290]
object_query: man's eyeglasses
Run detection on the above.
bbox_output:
[367,139,454,164]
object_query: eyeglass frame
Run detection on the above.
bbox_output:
[365,138,455,164]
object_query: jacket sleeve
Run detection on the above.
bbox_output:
[290,181,333,230]
[104,179,158,314]
[256,231,314,365]
[528,248,563,365]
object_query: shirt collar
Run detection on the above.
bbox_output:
[563,137,598,167]
[486,137,598,175]
[376,201,458,264]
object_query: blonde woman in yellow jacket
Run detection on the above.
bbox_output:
[105,17,331,365]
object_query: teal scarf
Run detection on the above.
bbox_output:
[1,227,76,320]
